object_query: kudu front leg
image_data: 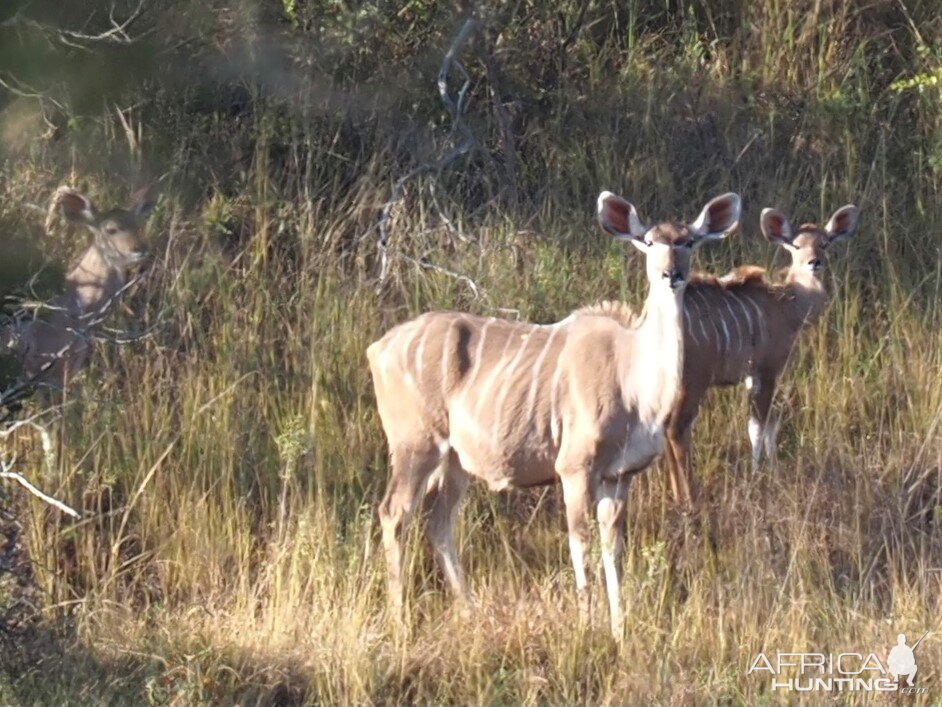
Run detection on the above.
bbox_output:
[596,476,631,638]
[560,471,592,617]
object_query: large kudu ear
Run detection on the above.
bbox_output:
[597,191,648,250]
[689,192,740,246]
[129,184,159,220]
[47,186,98,232]
[760,208,794,249]
[823,204,859,246]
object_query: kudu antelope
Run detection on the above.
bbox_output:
[368,191,741,634]
[663,203,860,507]
[1,186,155,398]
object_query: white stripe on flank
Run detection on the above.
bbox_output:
[729,292,756,345]
[492,328,537,435]
[475,322,520,416]
[395,323,422,394]
[683,306,701,347]
[722,294,744,353]
[400,321,422,363]
[691,289,719,351]
[550,355,564,447]
[694,296,710,347]
[738,291,768,342]
[439,320,455,393]
[525,324,563,428]
[716,307,731,353]
[414,325,431,387]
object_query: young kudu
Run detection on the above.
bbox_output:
[663,204,860,507]
[2,186,155,397]
[368,191,741,634]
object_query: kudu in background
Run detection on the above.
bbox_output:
[1,185,156,400]
[368,191,740,634]
[663,204,860,507]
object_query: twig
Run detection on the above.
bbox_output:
[0,456,80,518]
[2,1,151,47]
[396,252,482,299]
[0,409,62,440]
[0,74,66,112]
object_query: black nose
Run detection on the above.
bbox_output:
[662,270,684,286]
[809,258,821,269]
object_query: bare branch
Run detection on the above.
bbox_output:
[376,18,480,289]
[0,74,66,113]
[0,410,62,440]
[376,141,474,285]
[0,456,81,519]
[396,252,482,300]
[2,1,151,48]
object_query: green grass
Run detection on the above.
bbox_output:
[1,2,942,704]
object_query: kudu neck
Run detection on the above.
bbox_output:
[783,268,829,327]
[62,243,127,318]
[627,282,684,419]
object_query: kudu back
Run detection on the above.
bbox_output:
[1,186,155,397]
[368,191,741,634]
[663,204,860,507]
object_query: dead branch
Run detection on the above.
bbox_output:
[376,18,479,289]
[2,1,151,49]
[376,141,475,285]
[396,253,482,300]
[0,456,81,519]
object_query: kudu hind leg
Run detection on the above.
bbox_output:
[378,440,444,616]
[422,456,472,604]
[747,376,776,472]
[665,394,700,509]
[662,417,684,503]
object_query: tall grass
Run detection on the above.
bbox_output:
[1,1,941,704]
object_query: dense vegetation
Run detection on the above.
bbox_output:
[1,1,941,703]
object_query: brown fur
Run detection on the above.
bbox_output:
[663,204,860,507]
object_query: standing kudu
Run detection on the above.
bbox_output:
[368,191,740,634]
[2,185,155,398]
[663,204,860,507]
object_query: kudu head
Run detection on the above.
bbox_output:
[50,186,157,272]
[597,191,741,291]
[760,204,860,277]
